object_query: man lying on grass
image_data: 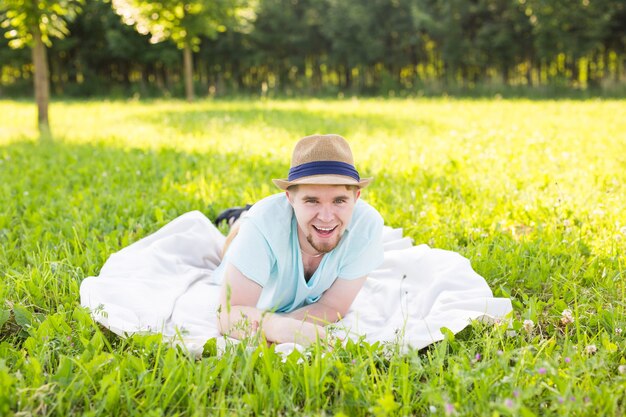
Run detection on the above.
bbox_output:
[216,134,384,345]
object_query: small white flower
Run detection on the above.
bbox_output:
[523,319,535,333]
[615,328,622,335]
[381,344,395,360]
[561,309,574,325]
[429,405,437,413]
[23,191,29,196]
[618,365,626,374]
[585,344,597,355]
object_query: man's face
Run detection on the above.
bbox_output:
[286,184,360,254]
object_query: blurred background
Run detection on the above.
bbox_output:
[1,0,625,100]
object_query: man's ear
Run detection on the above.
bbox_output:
[356,189,361,200]
[285,190,294,205]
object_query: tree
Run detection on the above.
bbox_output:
[52,0,180,97]
[112,0,251,101]
[251,0,328,93]
[472,0,533,85]
[324,0,387,90]
[1,0,83,137]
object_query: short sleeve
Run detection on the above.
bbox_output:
[337,212,384,279]
[223,219,273,287]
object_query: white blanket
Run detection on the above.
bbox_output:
[80,211,512,356]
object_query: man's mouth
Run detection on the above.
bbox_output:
[312,225,338,237]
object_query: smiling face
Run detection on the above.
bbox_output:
[286,184,360,255]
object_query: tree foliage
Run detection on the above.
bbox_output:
[1,0,84,48]
[110,0,250,100]
[111,0,235,49]
[1,0,625,98]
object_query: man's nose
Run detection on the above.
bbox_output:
[317,204,334,222]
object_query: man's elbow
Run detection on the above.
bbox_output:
[216,303,229,335]
[331,296,359,321]
[335,307,350,322]
[216,303,259,336]
[322,304,350,323]
[216,301,239,335]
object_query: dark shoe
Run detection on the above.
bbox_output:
[214,204,253,227]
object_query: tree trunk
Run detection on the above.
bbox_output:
[216,73,225,96]
[502,64,509,85]
[183,42,194,101]
[570,56,579,85]
[31,23,51,138]
[526,58,533,87]
[312,56,322,93]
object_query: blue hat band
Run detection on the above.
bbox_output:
[288,160,360,182]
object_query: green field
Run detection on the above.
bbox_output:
[1,98,625,416]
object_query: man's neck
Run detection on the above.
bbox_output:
[302,253,323,282]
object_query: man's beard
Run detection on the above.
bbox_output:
[306,232,341,254]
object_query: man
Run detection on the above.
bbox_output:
[216,134,384,345]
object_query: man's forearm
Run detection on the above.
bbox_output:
[285,302,344,325]
[217,305,326,344]
[285,277,365,325]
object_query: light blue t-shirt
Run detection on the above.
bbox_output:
[214,193,384,313]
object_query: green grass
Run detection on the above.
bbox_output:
[1,97,625,416]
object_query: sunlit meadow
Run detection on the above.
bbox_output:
[0,98,625,416]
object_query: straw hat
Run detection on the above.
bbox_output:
[273,134,372,190]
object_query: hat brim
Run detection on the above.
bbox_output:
[272,174,372,191]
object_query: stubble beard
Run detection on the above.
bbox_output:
[306,231,342,254]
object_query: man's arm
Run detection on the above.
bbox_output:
[217,263,327,344]
[285,276,367,325]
